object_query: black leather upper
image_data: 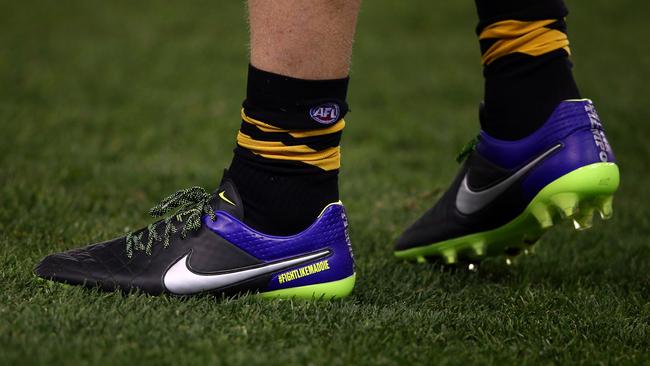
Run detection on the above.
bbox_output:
[394,151,533,251]
[34,171,267,295]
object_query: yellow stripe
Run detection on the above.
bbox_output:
[482,29,569,65]
[237,132,315,153]
[236,132,340,170]
[479,19,570,65]
[241,109,345,137]
[241,109,290,132]
[479,19,556,40]
[289,120,345,138]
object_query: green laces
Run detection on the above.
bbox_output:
[455,136,479,164]
[125,186,216,258]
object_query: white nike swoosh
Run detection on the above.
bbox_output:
[455,144,561,215]
[164,249,330,295]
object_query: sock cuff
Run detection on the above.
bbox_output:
[244,64,349,130]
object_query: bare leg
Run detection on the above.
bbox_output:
[248,0,361,79]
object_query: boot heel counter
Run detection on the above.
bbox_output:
[557,100,616,168]
[522,100,617,200]
[261,203,356,299]
[582,101,616,163]
[313,202,356,280]
[339,204,356,271]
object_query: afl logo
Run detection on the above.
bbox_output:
[309,103,340,124]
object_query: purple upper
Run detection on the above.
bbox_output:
[476,99,616,200]
[204,203,355,291]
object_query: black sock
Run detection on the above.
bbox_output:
[228,65,349,235]
[475,0,581,140]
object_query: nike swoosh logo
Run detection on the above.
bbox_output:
[219,191,236,206]
[455,144,561,215]
[164,249,330,295]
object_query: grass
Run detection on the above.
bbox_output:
[1,0,650,364]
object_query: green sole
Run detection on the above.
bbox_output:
[394,162,620,264]
[35,274,356,300]
[258,273,356,300]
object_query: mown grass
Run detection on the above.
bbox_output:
[1,0,649,364]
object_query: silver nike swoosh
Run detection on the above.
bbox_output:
[455,144,561,215]
[164,249,330,295]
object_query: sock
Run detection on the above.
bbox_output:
[228,65,349,236]
[475,0,581,140]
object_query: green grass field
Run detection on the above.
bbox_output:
[2,1,650,364]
